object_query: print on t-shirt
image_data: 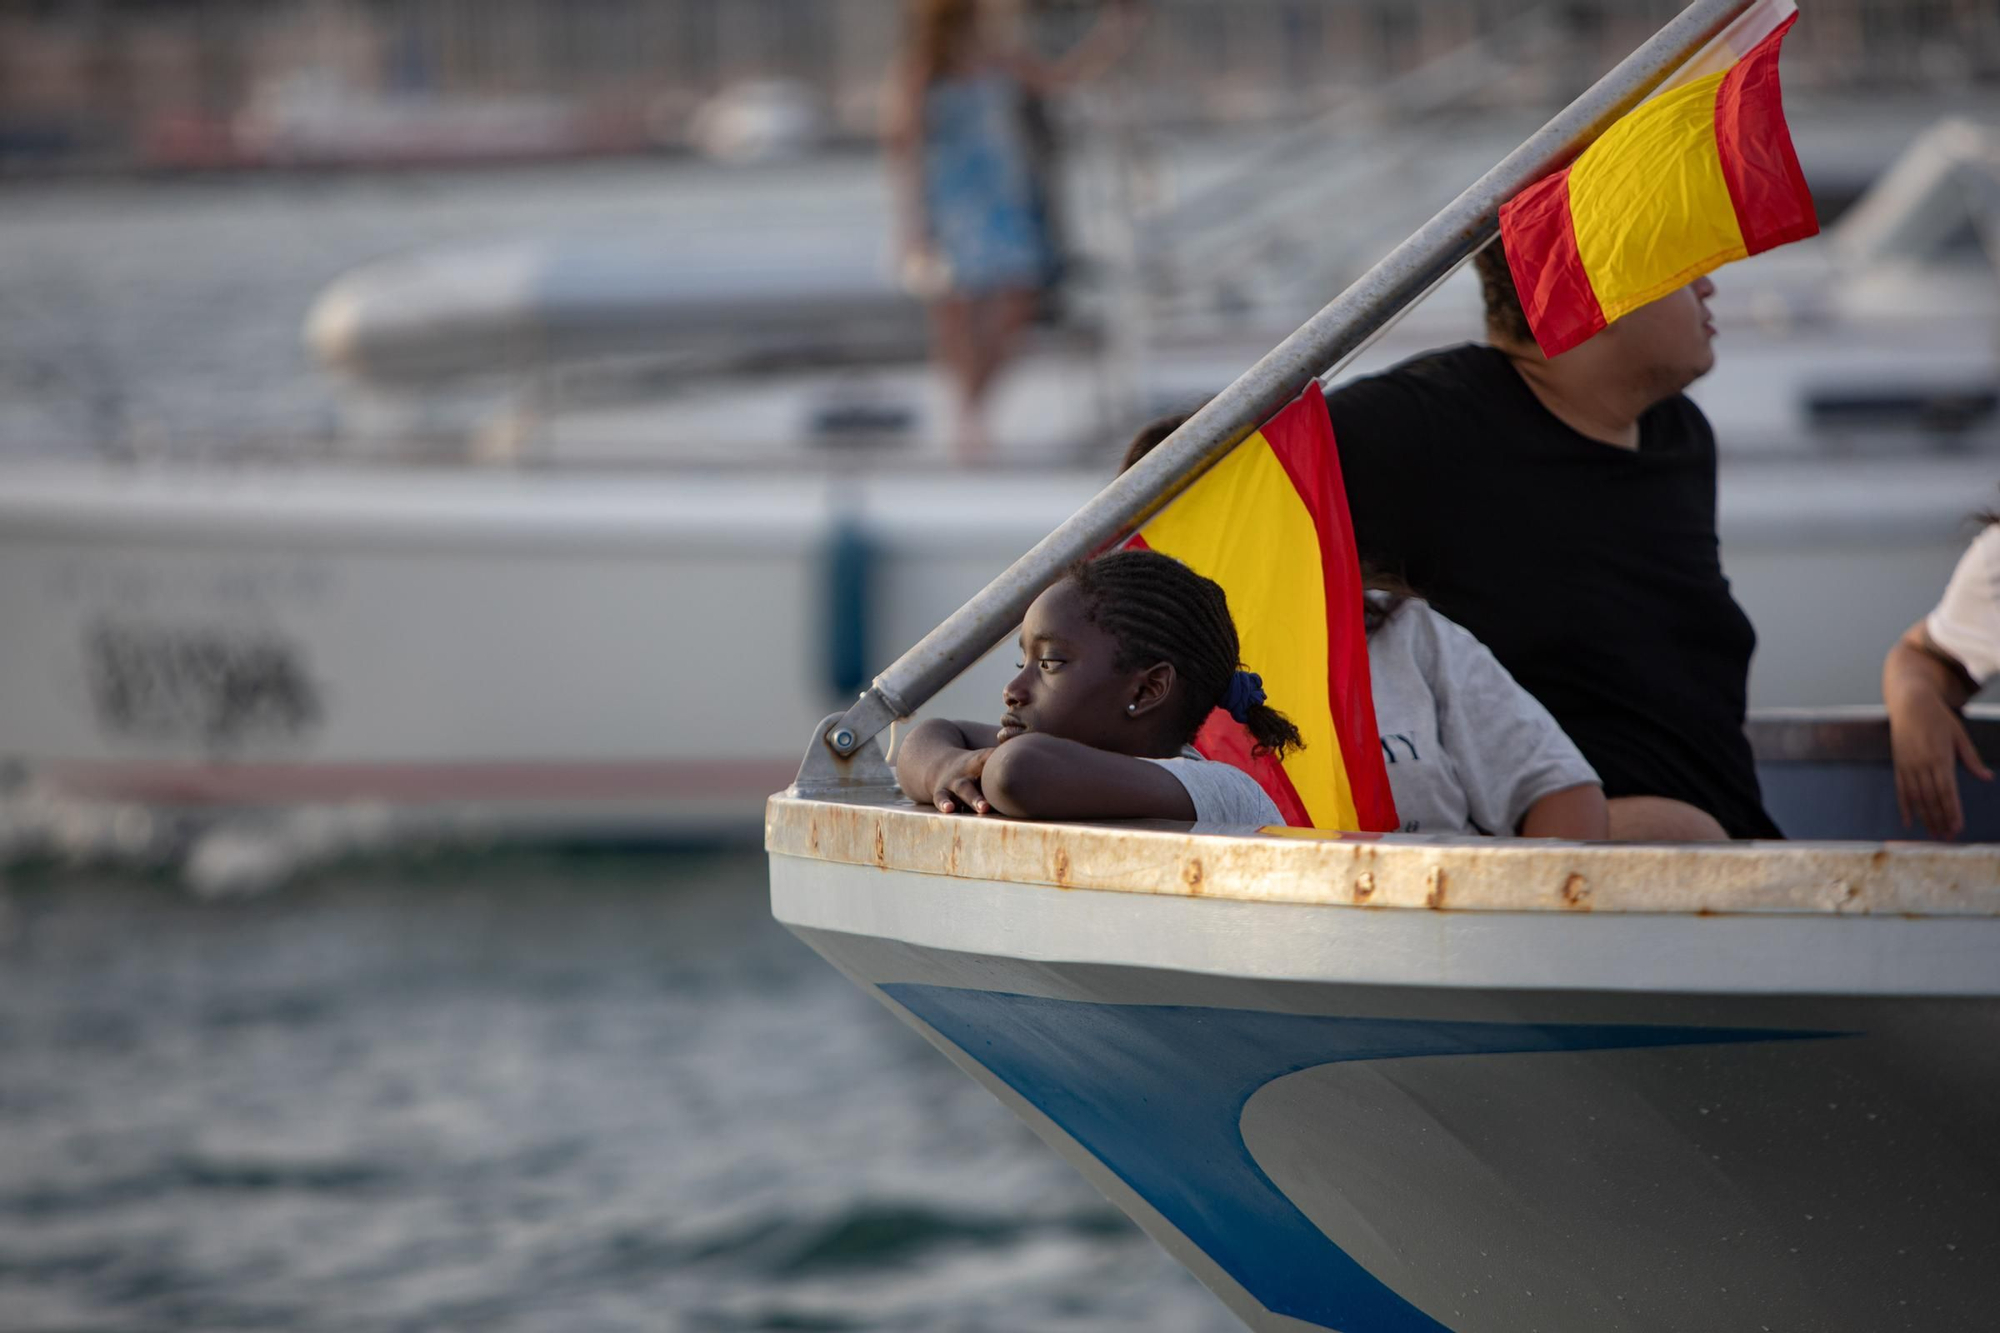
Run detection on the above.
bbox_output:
[1377,732,1426,831]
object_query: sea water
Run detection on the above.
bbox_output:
[0,851,1238,1330]
[0,157,1245,1328]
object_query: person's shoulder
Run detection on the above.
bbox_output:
[1149,750,1279,824]
[1966,522,2000,568]
[1927,523,2000,685]
[1142,747,1219,775]
[1399,342,1512,385]
[1942,523,2000,609]
[1377,593,1450,630]
[1327,343,1505,409]
[1389,597,1505,667]
[1323,344,1504,458]
[1205,761,1282,822]
[1372,594,1450,655]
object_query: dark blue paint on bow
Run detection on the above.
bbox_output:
[883,984,1839,1332]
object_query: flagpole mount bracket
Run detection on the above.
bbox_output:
[791,702,900,798]
[825,685,907,758]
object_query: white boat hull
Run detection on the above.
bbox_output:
[0,465,1096,834]
[0,459,1989,838]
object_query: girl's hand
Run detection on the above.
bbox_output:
[893,719,1005,813]
[1891,691,1993,840]
[931,746,997,814]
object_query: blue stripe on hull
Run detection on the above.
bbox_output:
[883,984,1837,1332]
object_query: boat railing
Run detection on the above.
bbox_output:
[772,706,2000,934]
[1745,703,2000,765]
[1134,8,1566,326]
[1749,705,2000,842]
[787,705,2000,848]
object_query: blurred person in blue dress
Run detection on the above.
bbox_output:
[886,0,1140,462]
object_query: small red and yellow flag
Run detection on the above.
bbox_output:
[1499,7,1817,358]
[1127,385,1398,832]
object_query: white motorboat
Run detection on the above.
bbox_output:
[0,465,1089,838]
[0,454,1987,841]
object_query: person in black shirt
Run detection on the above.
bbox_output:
[1322,247,1781,840]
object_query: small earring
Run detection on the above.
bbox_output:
[1126,703,1137,714]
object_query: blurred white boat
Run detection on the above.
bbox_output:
[683,78,825,164]
[301,117,2000,462]
[0,456,1990,841]
[236,72,646,168]
[0,465,1085,838]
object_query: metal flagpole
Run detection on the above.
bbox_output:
[817,0,1758,763]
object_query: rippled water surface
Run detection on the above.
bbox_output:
[0,853,1236,1331]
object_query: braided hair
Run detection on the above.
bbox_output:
[1067,549,1304,758]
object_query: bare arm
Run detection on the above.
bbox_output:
[1884,619,1992,839]
[980,733,1195,821]
[1518,782,1609,840]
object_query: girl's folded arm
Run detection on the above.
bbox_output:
[894,719,1002,802]
[980,733,1196,821]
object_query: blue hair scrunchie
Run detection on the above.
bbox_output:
[1220,670,1266,724]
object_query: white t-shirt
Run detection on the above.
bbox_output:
[1367,596,1600,835]
[1142,746,1283,827]
[1926,525,2000,685]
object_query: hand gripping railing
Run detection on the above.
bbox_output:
[817,0,1759,766]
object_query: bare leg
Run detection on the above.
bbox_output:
[1606,795,1729,842]
[937,287,1040,464]
[963,287,1038,406]
[929,294,985,461]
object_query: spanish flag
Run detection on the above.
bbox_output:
[1499,5,1817,358]
[1127,384,1398,832]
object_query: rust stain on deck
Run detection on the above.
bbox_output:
[1052,844,1072,887]
[1351,871,1376,904]
[1182,857,1205,894]
[1424,866,1448,909]
[1560,873,1592,909]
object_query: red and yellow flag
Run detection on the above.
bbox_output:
[1499,7,1817,358]
[1127,384,1397,832]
